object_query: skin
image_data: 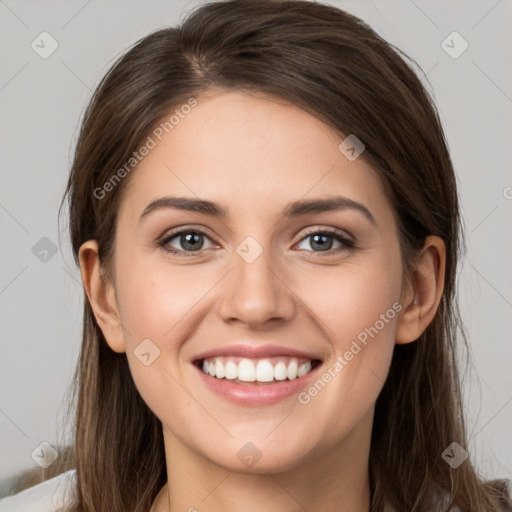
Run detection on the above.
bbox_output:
[79,89,445,512]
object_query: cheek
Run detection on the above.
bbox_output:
[293,255,402,425]
[299,256,402,347]
[114,254,211,346]
[116,269,198,423]
[112,258,219,413]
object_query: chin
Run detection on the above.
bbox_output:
[202,439,313,475]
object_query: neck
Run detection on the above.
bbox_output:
[158,411,373,512]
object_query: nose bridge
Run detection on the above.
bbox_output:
[218,233,295,326]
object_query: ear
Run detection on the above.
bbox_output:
[395,235,446,344]
[78,240,126,353]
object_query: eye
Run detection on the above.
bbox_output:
[158,228,217,256]
[294,228,355,255]
[158,226,355,257]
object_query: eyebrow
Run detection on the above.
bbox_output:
[139,195,377,227]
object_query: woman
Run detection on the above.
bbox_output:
[1,0,510,511]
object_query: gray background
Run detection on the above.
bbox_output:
[1,0,511,490]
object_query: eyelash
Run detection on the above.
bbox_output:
[157,226,356,257]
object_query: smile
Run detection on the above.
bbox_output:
[192,355,323,406]
[197,356,321,384]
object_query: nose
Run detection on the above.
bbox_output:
[217,239,296,328]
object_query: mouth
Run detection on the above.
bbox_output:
[190,343,325,405]
[193,356,323,386]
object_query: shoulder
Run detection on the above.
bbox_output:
[0,469,76,512]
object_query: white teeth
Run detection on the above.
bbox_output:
[200,356,316,382]
[256,360,274,382]
[215,359,225,379]
[298,361,312,377]
[273,361,288,380]
[238,359,256,381]
[225,361,237,379]
[287,359,298,380]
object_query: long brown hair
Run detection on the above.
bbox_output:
[52,0,512,510]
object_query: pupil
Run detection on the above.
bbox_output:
[311,234,332,251]
[182,232,202,251]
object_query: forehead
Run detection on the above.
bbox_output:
[118,90,393,228]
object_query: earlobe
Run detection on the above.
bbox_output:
[78,240,126,353]
[395,235,446,344]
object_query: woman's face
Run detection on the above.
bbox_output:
[102,90,409,473]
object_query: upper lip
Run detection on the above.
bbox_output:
[192,343,323,362]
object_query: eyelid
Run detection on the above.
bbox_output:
[297,225,354,243]
[158,224,218,242]
[158,225,220,254]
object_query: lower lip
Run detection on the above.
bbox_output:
[192,362,322,406]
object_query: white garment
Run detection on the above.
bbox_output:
[0,470,76,512]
